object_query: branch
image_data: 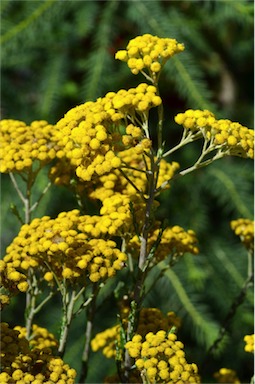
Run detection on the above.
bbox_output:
[58,288,77,357]
[9,172,26,205]
[119,168,145,199]
[156,148,225,194]
[79,284,99,382]
[30,181,52,213]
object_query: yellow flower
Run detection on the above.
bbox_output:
[17,281,29,292]
[150,62,161,72]
[115,34,184,76]
[111,156,121,168]
[175,110,254,159]
[53,83,162,183]
[230,218,254,251]
[2,210,127,294]
[125,329,200,383]
[0,120,58,174]
[244,334,254,353]
[115,50,128,60]
[214,368,240,383]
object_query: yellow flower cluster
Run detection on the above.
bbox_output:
[115,34,184,75]
[81,151,180,238]
[49,144,179,209]
[0,119,58,173]
[0,293,10,310]
[91,324,120,359]
[85,195,144,238]
[72,196,144,239]
[91,308,181,359]
[175,109,254,159]
[53,83,161,182]
[125,331,200,383]
[48,148,179,241]
[89,148,179,202]
[1,210,127,292]
[137,308,181,336]
[0,259,29,294]
[1,322,30,368]
[14,324,58,351]
[0,323,76,384]
[49,158,83,191]
[244,334,254,353]
[174,109,215,132]
[213,368,240,383]
[129,225,199,263]
[230,218,254,251]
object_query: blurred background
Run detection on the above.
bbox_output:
[1,0,254,382]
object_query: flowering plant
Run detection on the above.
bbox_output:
[1,34,254,383]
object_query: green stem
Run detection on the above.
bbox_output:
[247,249,253,278]
[162,130,201,158]
[79,284,99,383]
[121,164,147,174]
[156,148,225,194]
[9,173,26,209]
[33,291,55,315]
[25,272,38,339]
[73,287,94,318]
[123,152,158,382]
[140,70,154,83]
[138,161,156,271]
[25,281,55,338]
[10,168,53,341]
[58,288,76,357]
[30,181,51,213]
[119,168,145,199]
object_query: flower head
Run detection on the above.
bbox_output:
[53,84,162,183]
[1,210,127,292]
[230,218,254,251]
[115,34,184,76]
[91,308,181,360]
[128,225,199,264]
[244,334,254,353]
[125,330,200,383]
[0,120,58,173]
[14,324,58,351]
[0,322,76,383]
[175,110,254,159]
[214,368,240,383]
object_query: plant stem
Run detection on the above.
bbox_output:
[58,288,77,357]
[30,180,51,213]
[9,173,26,209]
[25,280,54,338]
[123,152,158,382]
[156,147,224,194]
[119,168,144,199]
[79,284,99,383]
[10,167,53,336]
[162,130,201,158]
[137,154,158,272]
[18,170,35,336]
[25,272,38,338]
